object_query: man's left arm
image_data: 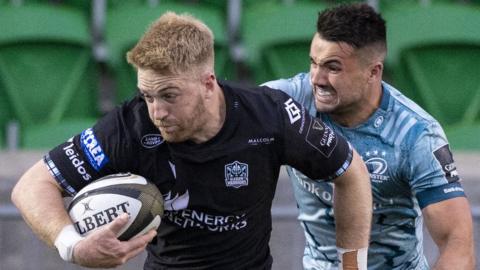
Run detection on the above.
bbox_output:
[275,90,372,268]
[423,197,475,270]
[332,148,372,269]
[408,123,475,270]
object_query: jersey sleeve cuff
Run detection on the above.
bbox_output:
[44,154,77,196]
[416,181,466,209]
[325,142,353,181]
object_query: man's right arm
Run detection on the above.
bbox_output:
[11,160,71,247]
[11,159,157,268]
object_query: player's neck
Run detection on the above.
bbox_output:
[191,83,226,144]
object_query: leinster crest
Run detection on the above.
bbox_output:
[224,161,249,188]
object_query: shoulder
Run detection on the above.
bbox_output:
[95,95,159,144]
[221,80,295,107]
[385,82,436,123]
[381,82,448,150]
[261,73,312,103]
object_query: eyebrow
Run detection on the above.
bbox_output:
[310,56,341,66]
[138,84,178,94]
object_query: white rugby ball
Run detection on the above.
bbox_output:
[68,173,163,241]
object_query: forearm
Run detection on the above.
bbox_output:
[11,160,72,247]
[433,237,475,270]
[425,197,475,270]
[333,152,372,249]
[11,161,156,267]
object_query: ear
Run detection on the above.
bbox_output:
[204,72,216,91]
[368,61,383,83]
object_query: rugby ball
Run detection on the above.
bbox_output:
[68,173,163,241]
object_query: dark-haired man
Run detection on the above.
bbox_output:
[264,3,474,270]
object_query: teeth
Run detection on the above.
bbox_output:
[316,87,332,96]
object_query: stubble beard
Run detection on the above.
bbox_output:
[156,98,208,143]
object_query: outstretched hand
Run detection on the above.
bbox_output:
[73,213,157,268]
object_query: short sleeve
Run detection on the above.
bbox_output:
[407,122,465,208]
[275,93,353,180]
[44,105,139,196]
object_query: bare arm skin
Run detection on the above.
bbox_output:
[333,149,372,250]
[11,160,157,268]
[11,160,71,247]
[424,197,475,270]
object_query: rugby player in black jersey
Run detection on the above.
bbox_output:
[12,12,372,270]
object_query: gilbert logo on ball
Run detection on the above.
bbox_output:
[68,173,164,241]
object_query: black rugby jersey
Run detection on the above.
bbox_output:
[45,81,353,270]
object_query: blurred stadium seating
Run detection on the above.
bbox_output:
[240,1,327,84]
[0,0,479,150]
[383,2,480,150]
[0,1,480,269]
[104,1,234,103]
[0,4,100,149]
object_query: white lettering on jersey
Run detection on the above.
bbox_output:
[247,137,275,145]
[63,141,92,181]
[293,170,334,205]
[443,186,464,193]
[164,209,247,232]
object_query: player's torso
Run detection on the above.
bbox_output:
[272,74,429,269]
[292,114,429,269]
[144,82,287,269]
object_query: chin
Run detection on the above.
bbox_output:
[160,131,188,143]
[315,102,337,113]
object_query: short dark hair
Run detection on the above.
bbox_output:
[317,3,386,50]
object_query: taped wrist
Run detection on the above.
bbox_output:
[337,247,368,270]
[54,224,84,262]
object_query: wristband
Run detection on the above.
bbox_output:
[337,247,368,270]
[54,224,84,262]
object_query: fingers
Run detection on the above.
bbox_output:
[123,229,157,262]
[72,215,155,268]
[107,213,130,235]
[125,229,157,251]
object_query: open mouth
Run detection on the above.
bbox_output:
[313,85,336,104]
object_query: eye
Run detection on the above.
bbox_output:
[141,93,154,103]
[161,93,178,102]
[327,64,341,73]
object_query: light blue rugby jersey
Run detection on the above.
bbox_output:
[263,73,466,270]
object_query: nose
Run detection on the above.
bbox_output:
[151,99,169,121]
[310,65,328,86]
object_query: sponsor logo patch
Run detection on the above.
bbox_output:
[374,116,384,128]
[284,98,302,124]
[433,144,459,182]
[306,120,337,157]
[224,161,249,188]
[141,134,164,148]
[364,150,390,183]
[81,199,95,214]
[80,128,109,171]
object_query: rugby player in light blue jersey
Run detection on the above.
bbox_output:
[263,3,474,270]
